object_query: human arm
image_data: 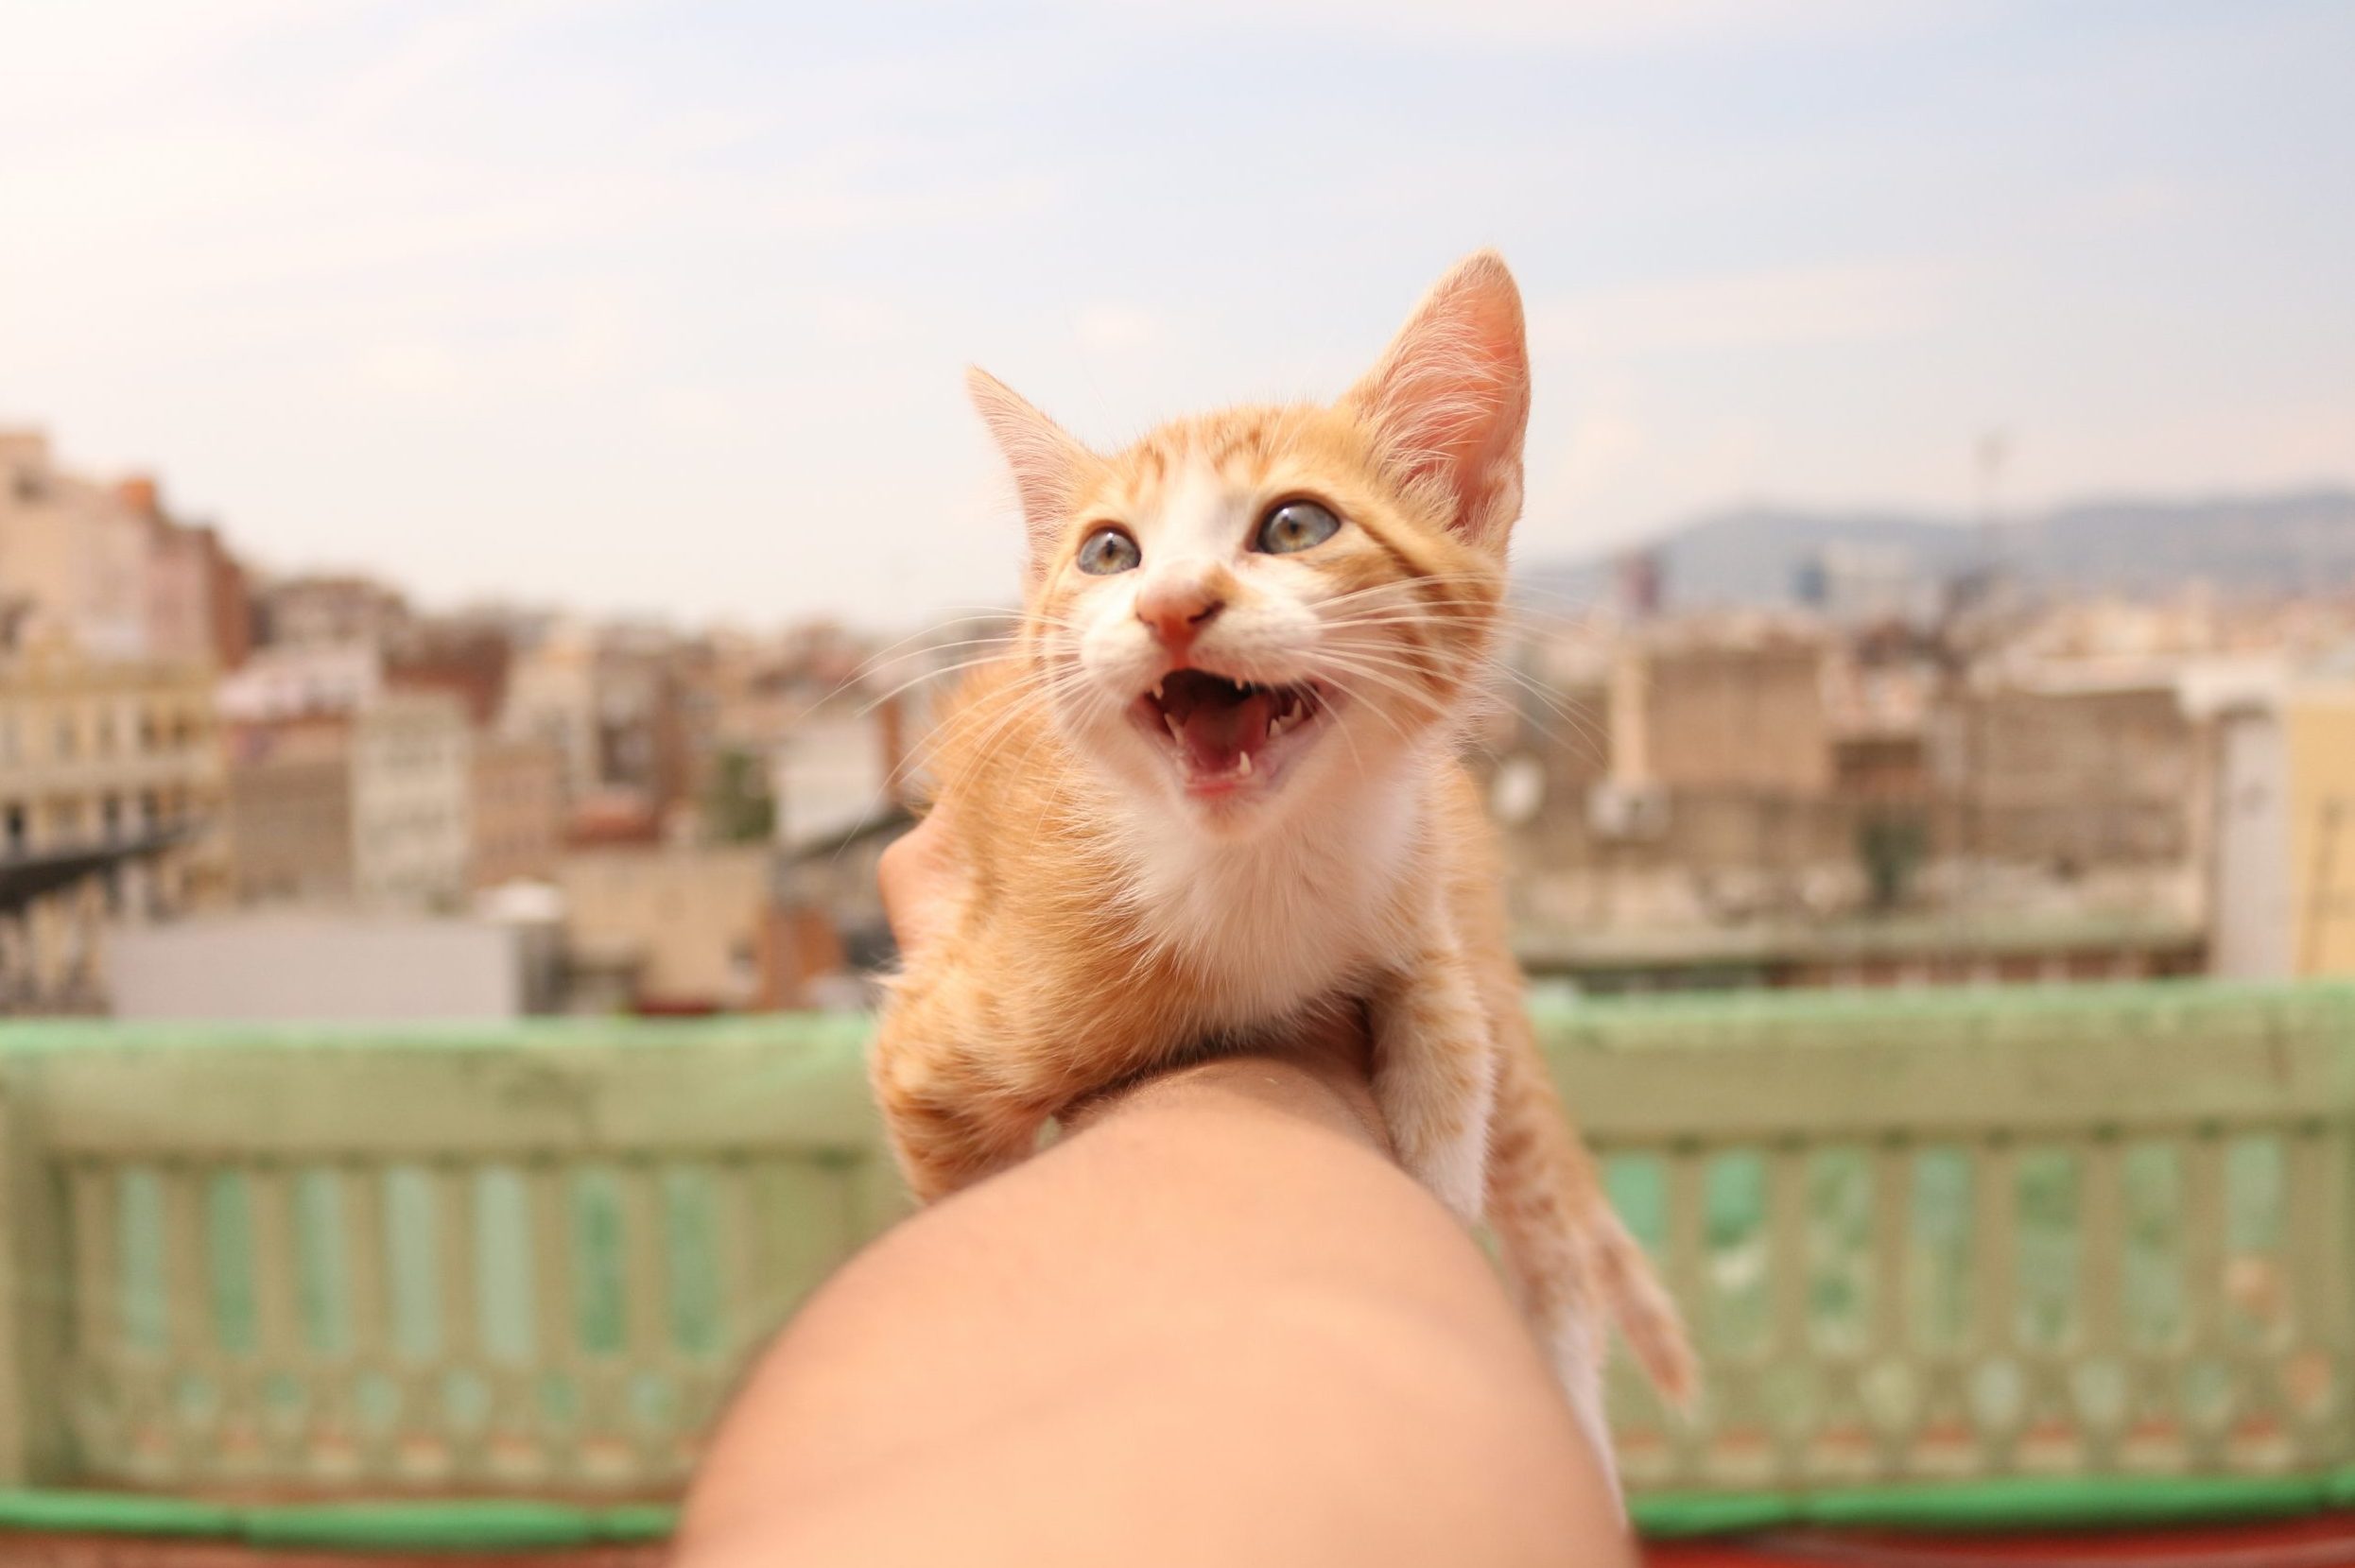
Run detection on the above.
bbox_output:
[673,816,1630,1567]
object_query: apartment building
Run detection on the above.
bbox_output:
[0,431,248,667]
[226,692,473,910]
[468,735,565,888]
[0,645,226,1008]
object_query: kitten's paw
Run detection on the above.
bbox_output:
[1396,1113,1489,1226]
[1549,1311,1625,1518]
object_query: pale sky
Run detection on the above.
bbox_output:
[4,1,2350,628]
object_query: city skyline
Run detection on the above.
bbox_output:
[5,1,2351,625]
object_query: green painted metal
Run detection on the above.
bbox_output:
[7,1473,2355,1550]
[0,1489,240,1538]
[0,980,2350,1536]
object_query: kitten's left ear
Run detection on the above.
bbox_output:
[966,367,1099,584]
[1342,250,1531,553]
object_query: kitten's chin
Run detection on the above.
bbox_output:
[1171,780,1313,838]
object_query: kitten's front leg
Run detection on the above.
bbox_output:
[1366,939,1499,1225]
[871,965,1048,1203]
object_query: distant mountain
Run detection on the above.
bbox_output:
[1516,489,2355,611]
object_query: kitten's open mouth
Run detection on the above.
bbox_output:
[1133,668,1330,796]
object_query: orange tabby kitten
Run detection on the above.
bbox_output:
[873,252,1694,1490]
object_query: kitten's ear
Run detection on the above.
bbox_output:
[1342,250,1531,553]
[966,367,1096,581]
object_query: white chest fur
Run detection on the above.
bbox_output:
[1116,775,1429,1027]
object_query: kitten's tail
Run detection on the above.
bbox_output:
[1485,1016,1699,1420]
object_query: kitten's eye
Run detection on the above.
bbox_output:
[1075,526,1141,576]
[1256,499,1342,555]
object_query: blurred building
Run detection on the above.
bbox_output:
[760,616,983,853]
[353,693,473,908]
[2288,679,2355,974]
[252,572,409,649]
[114,474,252,670]
[111,912,547,1020]
[0,432,250,667]
[1792,542,1938,627]
[500,624,597,798]
[0,645,226,1010]
[1485,613,2219,992]
[226,692,473,910]
[501,621,692,826]
[555,843,771,1011]
[217,642,385,723]
[1932,672,2201,873]
[223,716,355,905]
[771,705,906,852]
[1625,626,1833,795]
[469,735,565,888]
[387,618,512,727]
[767,808,908,1009]
[1824,643,1932,801]
[2201,663,2355,978]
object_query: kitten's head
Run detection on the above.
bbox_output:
[970,251,1529,838]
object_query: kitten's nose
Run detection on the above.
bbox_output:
[1134,579,1226,653]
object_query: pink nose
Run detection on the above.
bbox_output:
[1134,579,1225,653]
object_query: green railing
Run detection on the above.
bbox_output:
[0,1016,897,1497]
[1566,983,2355,1496]
[0,983,2351,1535]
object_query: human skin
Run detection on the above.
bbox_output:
[671,815,1631,1567]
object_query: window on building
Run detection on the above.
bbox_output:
[55,716,77,759]
[3,804,24,853]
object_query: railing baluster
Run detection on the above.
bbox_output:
[470,1164,535,1483]
[529,1163,579,1485]
[437,1163,481,1481]
[158,1164,213,1481]
[2078,1136,2125,1472]
[343,1163,392,1482]
[1970,1139,2018,1476]
[618,1161,672,1478]
[1868,1141,1910,1478]
[246,1165,302,1477]
[714,1157,762,1364]
[1765,1144,1810,1484]
[665,1163,727,1438]
[2289,1115,2346,1459]
[66,1163,120,1473]
[2182,1131,2229,1471]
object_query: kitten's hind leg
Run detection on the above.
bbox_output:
[1366,951,1499,1226]
[1484,1016,1698,1509]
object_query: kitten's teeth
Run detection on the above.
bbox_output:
[1268,715,1287,739]
[1237,750,1254,777]
[1152,679,1165,701]
[1163,714,1182,743]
